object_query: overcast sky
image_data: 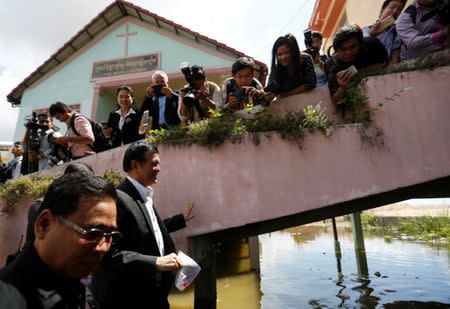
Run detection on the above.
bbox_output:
[0,0,315,142]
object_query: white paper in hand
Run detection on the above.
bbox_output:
[175,250,201,291]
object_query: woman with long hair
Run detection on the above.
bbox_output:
[266,33,317,100]
[103,85,144,148]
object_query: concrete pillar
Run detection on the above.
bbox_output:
[248,236,260,271]
[191,236,217,309]
[350,212,368,277]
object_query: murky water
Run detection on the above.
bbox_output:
[170,224,450,309]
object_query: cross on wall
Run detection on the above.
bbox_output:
[116,24,137,57]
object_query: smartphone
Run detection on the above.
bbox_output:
[141,110,149,126]
[347,65,358,78]
[378,15,395,32]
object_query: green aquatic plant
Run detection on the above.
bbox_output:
[398,216,450,241]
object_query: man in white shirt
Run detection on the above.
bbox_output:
[92,142,195,309]
[49,102,95,159]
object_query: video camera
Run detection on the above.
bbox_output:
[24,112,48,152]
[180,62,205,107]
[421,0,450,26]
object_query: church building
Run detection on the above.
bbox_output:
[7,0,267,142]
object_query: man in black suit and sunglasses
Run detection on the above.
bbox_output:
[0,173,121,308]
[92,142,195,309]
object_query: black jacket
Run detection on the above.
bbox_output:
[0,242,91,309]
[141,93,181,130]
[107,107,144,148]
[91,178,186,309]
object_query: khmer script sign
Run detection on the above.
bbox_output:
[92,54,158,78]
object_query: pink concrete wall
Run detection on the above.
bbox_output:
[1,66,449,260]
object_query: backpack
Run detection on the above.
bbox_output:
[405,5,417,24]
[69,114,112,153]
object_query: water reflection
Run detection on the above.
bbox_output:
[170,223,450,308]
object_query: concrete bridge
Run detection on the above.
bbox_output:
[1,66,450,307]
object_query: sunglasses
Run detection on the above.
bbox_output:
[58,216,123,244]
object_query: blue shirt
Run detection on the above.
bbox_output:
[158,96,167,126]
[363,25,401,58]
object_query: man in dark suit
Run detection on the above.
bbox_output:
[141,71,181,130]
[92,142,195,309]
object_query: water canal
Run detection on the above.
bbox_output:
[170,222,450,309]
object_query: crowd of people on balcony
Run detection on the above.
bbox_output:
[1,0,448,182]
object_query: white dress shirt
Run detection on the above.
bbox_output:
[126,176,165,256]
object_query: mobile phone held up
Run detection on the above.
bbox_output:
[141,110,149,126]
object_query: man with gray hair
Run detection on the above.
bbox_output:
[140,70,180,130]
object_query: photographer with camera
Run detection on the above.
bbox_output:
[222,57,268,111]
[304,30,328,87]
[397,0,450,61]
[363,0,406,64]
[22,113,63,173]
[178,63,222,124]
[49,102,95,160]
[140,71,181,130]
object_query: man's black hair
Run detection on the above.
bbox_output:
[13,141,21,146]
[123,142,159,172]
[232,57,256,75]
[41,173,117,217]
[311,31,323,40]
[64,162,94,175]
[49,102,71,117]
[332,24,364,51]
[382,0,406,10]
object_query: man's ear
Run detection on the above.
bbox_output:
[130,159,140,171]
[34,209,56,240]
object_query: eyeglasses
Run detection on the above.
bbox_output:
[58,216,123,244]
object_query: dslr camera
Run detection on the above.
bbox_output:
[152,83,164,97]
[303,29,319,59]
[46,131,70,167]
[180,62,205,107]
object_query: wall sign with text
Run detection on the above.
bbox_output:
[92,54,159,78]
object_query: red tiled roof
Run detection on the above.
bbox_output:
[7,0,267,105]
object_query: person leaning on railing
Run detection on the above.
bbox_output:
[265,33,317,101]
[325,24,389,105]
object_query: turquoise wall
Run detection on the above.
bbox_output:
[14,20,236,141]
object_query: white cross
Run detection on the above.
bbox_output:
[116,24,137,57]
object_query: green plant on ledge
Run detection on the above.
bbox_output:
[0,170,125,217]
[337,83,370,123]
[0,176,56,217]
[146,104,332,148]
